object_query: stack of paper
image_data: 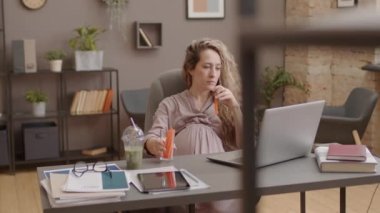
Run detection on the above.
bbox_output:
[40,163,129,207]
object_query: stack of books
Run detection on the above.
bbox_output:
[315,144,378,173]
[40,163,129,207]
[70,89,113,115]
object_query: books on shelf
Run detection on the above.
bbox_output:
[70,89,113,115]
[102,89,113,112]
[70,91,81,114]
[327,144,367,161]
[81,146,107,156]
[138,28,152,47]
[315,146,378,173]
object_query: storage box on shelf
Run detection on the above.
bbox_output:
[22,122,59,160]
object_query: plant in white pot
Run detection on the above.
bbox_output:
[25,90,48,117]
[69,26,105,71]
[45,49,65,72]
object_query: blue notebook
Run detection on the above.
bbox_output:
[102,171,129,190]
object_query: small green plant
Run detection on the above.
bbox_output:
[261,66,309,108]
[45,50,66,61]
[68,26,104,51]
[25,90,48,103]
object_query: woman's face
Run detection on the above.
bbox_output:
[189,49,221,92]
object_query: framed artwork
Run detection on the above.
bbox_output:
[187,0,225,19]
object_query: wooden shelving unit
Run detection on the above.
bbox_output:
[5,68,120,172]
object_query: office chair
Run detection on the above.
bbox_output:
[144,69,187,131]
[315,87,378,144]
[120,88,150,129]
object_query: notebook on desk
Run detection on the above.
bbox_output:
[208,100,325,168]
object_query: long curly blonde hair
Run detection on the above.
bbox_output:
[182,38,241,150]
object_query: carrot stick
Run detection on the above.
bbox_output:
[163,128,175,159]
[214,98,219,115]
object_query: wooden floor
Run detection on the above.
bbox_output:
[1,169,380,213]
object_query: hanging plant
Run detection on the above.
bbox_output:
[102,0,128,36]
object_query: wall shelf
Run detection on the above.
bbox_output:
[135,21,162,49]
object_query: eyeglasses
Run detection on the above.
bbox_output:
[72,161,112,178]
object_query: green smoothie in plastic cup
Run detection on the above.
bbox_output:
[125,145,143,169]
[122,118,144,170]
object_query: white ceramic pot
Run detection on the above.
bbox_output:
[50,60,63,72]
[75,51,103,71]
[33,102,46,117]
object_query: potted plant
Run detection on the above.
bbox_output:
[25,90,48,117]
[69,26,105,71]
[261,66,309,108]
[253,66,309,139]
[45,49,65,72]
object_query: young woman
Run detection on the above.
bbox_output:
[144,38,242,213]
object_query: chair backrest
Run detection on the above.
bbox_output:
[344,87,378,136]
[120,88,150,128]
[144,69,187,131]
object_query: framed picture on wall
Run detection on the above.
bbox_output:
[187,0,225,19]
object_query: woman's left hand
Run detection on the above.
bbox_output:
[213,85,239,109]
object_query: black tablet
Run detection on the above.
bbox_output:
[137,171,190,193]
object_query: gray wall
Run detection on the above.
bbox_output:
[4,0,285,148]
[4,0,240,88]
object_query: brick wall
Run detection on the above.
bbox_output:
[284,0,380,152]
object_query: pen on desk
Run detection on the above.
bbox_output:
[180,169,199,184]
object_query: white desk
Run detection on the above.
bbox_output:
[37,153,380,213]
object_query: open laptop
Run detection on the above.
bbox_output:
[207,100,325,168]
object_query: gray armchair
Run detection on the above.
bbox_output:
[120,88,150,129]
[315,87,378,144]
[144,69,187,131]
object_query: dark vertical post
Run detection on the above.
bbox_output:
[340,187,346,213]
[240,1,257,212]
[300,191,306,213]
[241,38,257,213]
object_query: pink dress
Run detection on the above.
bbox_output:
[145,90,241,213]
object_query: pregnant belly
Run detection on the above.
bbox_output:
[174,124,224,155]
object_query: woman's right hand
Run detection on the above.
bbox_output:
[145,137,166,157]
